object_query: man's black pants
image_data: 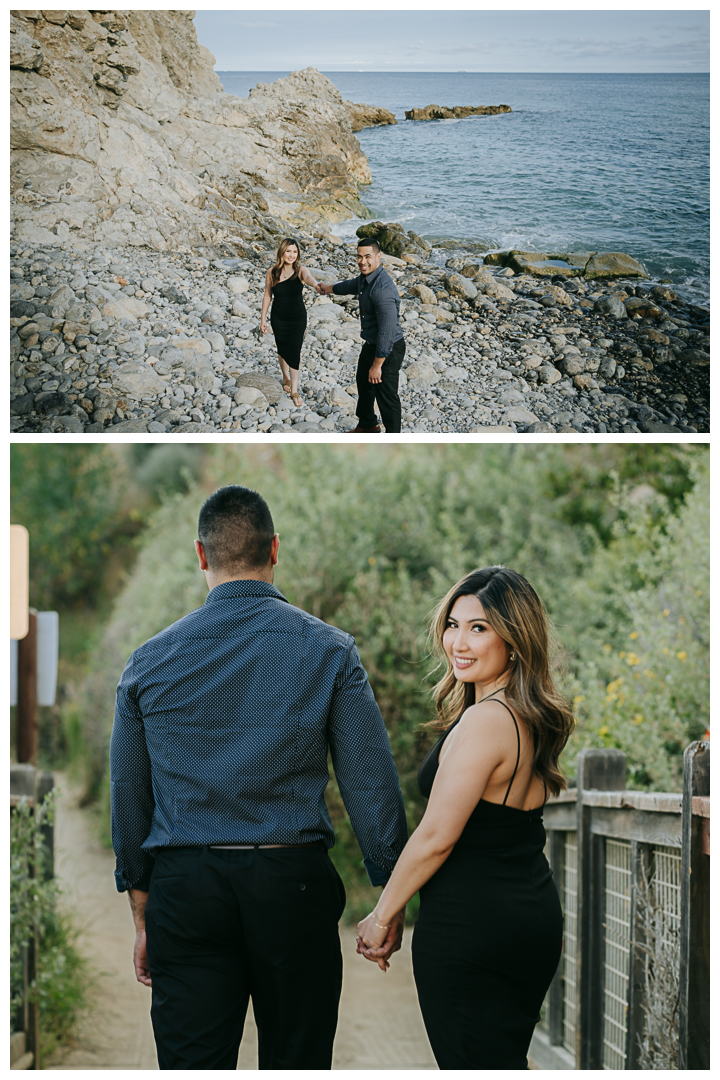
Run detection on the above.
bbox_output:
[145,845,346,1070]
[356,337,406,433]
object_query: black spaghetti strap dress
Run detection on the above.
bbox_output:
[411,700,563,1069]
[269,274,307,370]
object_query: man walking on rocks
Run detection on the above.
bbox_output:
[319,239,405,432]
[110,485,407,1070]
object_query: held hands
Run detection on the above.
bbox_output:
[315,282,332,296]
[260,319,268,335]
[356,908,405,973]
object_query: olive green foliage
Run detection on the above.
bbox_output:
[72,444,707,920]
[10,445,128,611]
[565,455,709,790]
[11,794,88,1063]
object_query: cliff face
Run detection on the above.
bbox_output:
[10,10,373,254]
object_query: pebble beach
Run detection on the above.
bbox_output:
[10,236,710,434]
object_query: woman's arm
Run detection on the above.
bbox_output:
[260,269,272,333]
[300,266,322,292]
[357,701,516,950]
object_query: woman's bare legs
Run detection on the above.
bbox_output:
[277,353,291,394]
[289,365,303,407]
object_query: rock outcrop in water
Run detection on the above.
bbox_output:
[345,102,397,132]
[405,104,511,121]
[10,9,381,254]
[484,250,650,281]
[356,221,432,260]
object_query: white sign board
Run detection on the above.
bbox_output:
[10,525,29,640]
[9,611,59,707]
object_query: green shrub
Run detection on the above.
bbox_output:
[10,793,88,1063]
[70,445,708,920]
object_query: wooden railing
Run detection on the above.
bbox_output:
[10,764,55,1071]
[529,741,709,1071]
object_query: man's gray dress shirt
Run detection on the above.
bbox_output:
[332,265,403,359]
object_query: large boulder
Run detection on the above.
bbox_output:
[235,372,283,404]
[584,252,649,280]
[444,273,477,300]
[356,221,429,259]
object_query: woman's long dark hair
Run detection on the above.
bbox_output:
[428,566,575,798]
[270,237,302,285]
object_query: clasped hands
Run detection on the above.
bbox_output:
[315,282,333,295]
[356,908,405,973]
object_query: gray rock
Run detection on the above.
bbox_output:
[161,285,189,304]
[525,421,557,433]
[677,348,710,366]
[503,405,540,425]
[235,372,283,405]
[111,362,169,399]
[10,393,35,415]
[444,273,478,300]
[468,424,515,432]
[34,391,73,415]
[52,416,86,433]
[108,419,150,432]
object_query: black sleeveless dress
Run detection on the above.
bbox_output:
[269,274,307,370]
[411,702,563,1069]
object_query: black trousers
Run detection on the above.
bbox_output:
[356,338,406,433]
[145,846,346,1070]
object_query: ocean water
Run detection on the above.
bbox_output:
[217,71,709,302]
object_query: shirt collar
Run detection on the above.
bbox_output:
[361,265,384,287]
[204,579,289,605]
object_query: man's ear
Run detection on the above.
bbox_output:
[195,540,209,571]
[270,533,280,567]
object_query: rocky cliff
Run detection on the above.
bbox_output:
[10,9,376,255]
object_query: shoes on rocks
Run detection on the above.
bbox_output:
[347,424,382,433]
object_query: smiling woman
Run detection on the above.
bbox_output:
[356,564,575,1068]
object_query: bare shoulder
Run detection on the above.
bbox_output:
[459,699,520,745]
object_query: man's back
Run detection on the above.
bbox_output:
[111,579,406,892]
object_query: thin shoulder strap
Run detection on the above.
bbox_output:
[488,698,521,806]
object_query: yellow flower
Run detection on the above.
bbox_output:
[662,609,670,617]
[696,589,703,597]
[599,726,609,737]
[629,631,639,640]
[632,714,644,725]
[626,652,640,666]
[368,556,377,565]
[606,678,623,695]
[603,644,612,653]
[676,651,687,661]
[573,695,585,705]
[619,651,626,659]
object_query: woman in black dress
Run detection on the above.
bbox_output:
[261,237,322,408]
[357,566,575,1069]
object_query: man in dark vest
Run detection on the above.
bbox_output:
[110,484,407,1069]
[319,239,405,432]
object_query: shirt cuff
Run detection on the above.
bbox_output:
[363,856,391,887]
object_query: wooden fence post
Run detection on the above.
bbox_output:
[678,741,709,1069]
[575,749,626,1070]
[16,609,38,765]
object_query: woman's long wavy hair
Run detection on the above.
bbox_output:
[270,237,302,285]
[428,566,575,798]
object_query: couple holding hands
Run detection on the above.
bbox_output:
[260,236,406,432]
[111,484,574,1070]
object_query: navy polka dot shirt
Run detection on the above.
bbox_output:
[110,579,408,893]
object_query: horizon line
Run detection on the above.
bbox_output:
[215,68,709,75]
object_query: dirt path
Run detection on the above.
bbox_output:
[48,778,436,1070]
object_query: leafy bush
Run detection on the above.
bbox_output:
[70,445,708,919]
[10,793,88,1063]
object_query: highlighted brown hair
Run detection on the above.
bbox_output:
[270,237,302,286]
[428,566,575,797]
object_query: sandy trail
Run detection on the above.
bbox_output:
[47,778,436,1070]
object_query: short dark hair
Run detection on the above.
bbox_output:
[357,238,381,254]
[198,485,275,573]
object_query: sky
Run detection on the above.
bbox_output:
[192,8,710,73]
